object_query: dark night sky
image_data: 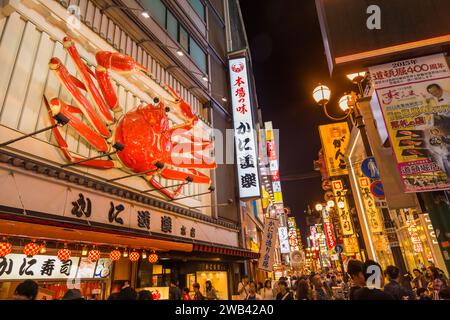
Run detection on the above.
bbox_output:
[239,0,354,238]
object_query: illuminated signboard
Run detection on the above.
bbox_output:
[278,226,290,254]
[229,57,261,199]
[265,121,284,206]
[287,217,300,252]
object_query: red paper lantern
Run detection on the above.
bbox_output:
[0,241,12,257]
[109,250,121,261]
[148,253,158,264]
[129,251,140,262]
[23,242,40,257]
[88,249,101,262]
[57,248,72,261]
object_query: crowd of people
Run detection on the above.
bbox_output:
[235,260,450,300]
[7,260,450,300]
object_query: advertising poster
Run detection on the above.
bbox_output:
[319,122,350,177]
[370,54,450,192]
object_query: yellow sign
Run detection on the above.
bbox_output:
[360,189,384,234]
[331,184,354,236]
[343,236,360,254]
[319,122,350,177]
[274,192,283,203]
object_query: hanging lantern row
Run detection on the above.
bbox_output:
[0,238,158,263]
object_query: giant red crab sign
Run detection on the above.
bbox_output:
[45,36,216,199]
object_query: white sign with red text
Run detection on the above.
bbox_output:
[229,57,261,199]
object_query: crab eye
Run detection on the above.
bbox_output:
[152,97,160,107]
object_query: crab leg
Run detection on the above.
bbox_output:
[63,37,114,124]
[49,57,110,138]
[170,155,217,169]
[95,51,151,111]
[48,98,109,152]
[145,175,184,199]
[165,83,198,126]
[44,98,118,169]
[160,168,211,184]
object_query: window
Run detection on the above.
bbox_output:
[179,25,189,52]
[142,0,166,26]
[166,11,178,40]
[190,39,207,73]
[190,0,206,21]
[141,0,208,73]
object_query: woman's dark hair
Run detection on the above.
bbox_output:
[416,288,428,296]
[428,266,441,279]
[264,279,271,288]
[183,287,190,294]
[413,268,421,274]
[347,259,364,278]
[138,290,153,300]
[296,279,309,300]
[193,283,200,289]
[15,280,38,300]
[385,265,400,280]
[278,280,287,288]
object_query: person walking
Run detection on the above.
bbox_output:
[296,279,311,300]
[384,266,415,300]
[138,290,153,300]
[237,275,250,300]
[346,259,366,300]
[312,274,329,300]
[353,260,394,300]
[245,281,262,300]
[13,280,38,300]
[412,268,427,290]
[260,279,274,300]
[192,283,205,300]
[107,280,123,300]
[182,288,191,300]
[275,280,293,300]
[205,280,218,300]
[426,266,446,299]
[169,280,182,300]
[61,289,84,300]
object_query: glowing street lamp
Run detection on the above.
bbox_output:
[312,84,331,106]
[315,203,323,212]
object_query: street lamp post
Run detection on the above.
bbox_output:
[312,74,408,274]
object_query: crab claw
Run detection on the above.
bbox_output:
[165,83,198,125]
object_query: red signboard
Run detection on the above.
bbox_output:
[324,222,336,249]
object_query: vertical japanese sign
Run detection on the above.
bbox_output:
[369,54,450,192]
[331,182,355,236]
[266,121,285,215]
[310,226,318,249]
[258,218,279,272]
[287,217,300,252]
[323,222,336,250]
[278,226,290,254]
[319,122,350,177]
[359,177,384,234]
[229,57,261,199]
